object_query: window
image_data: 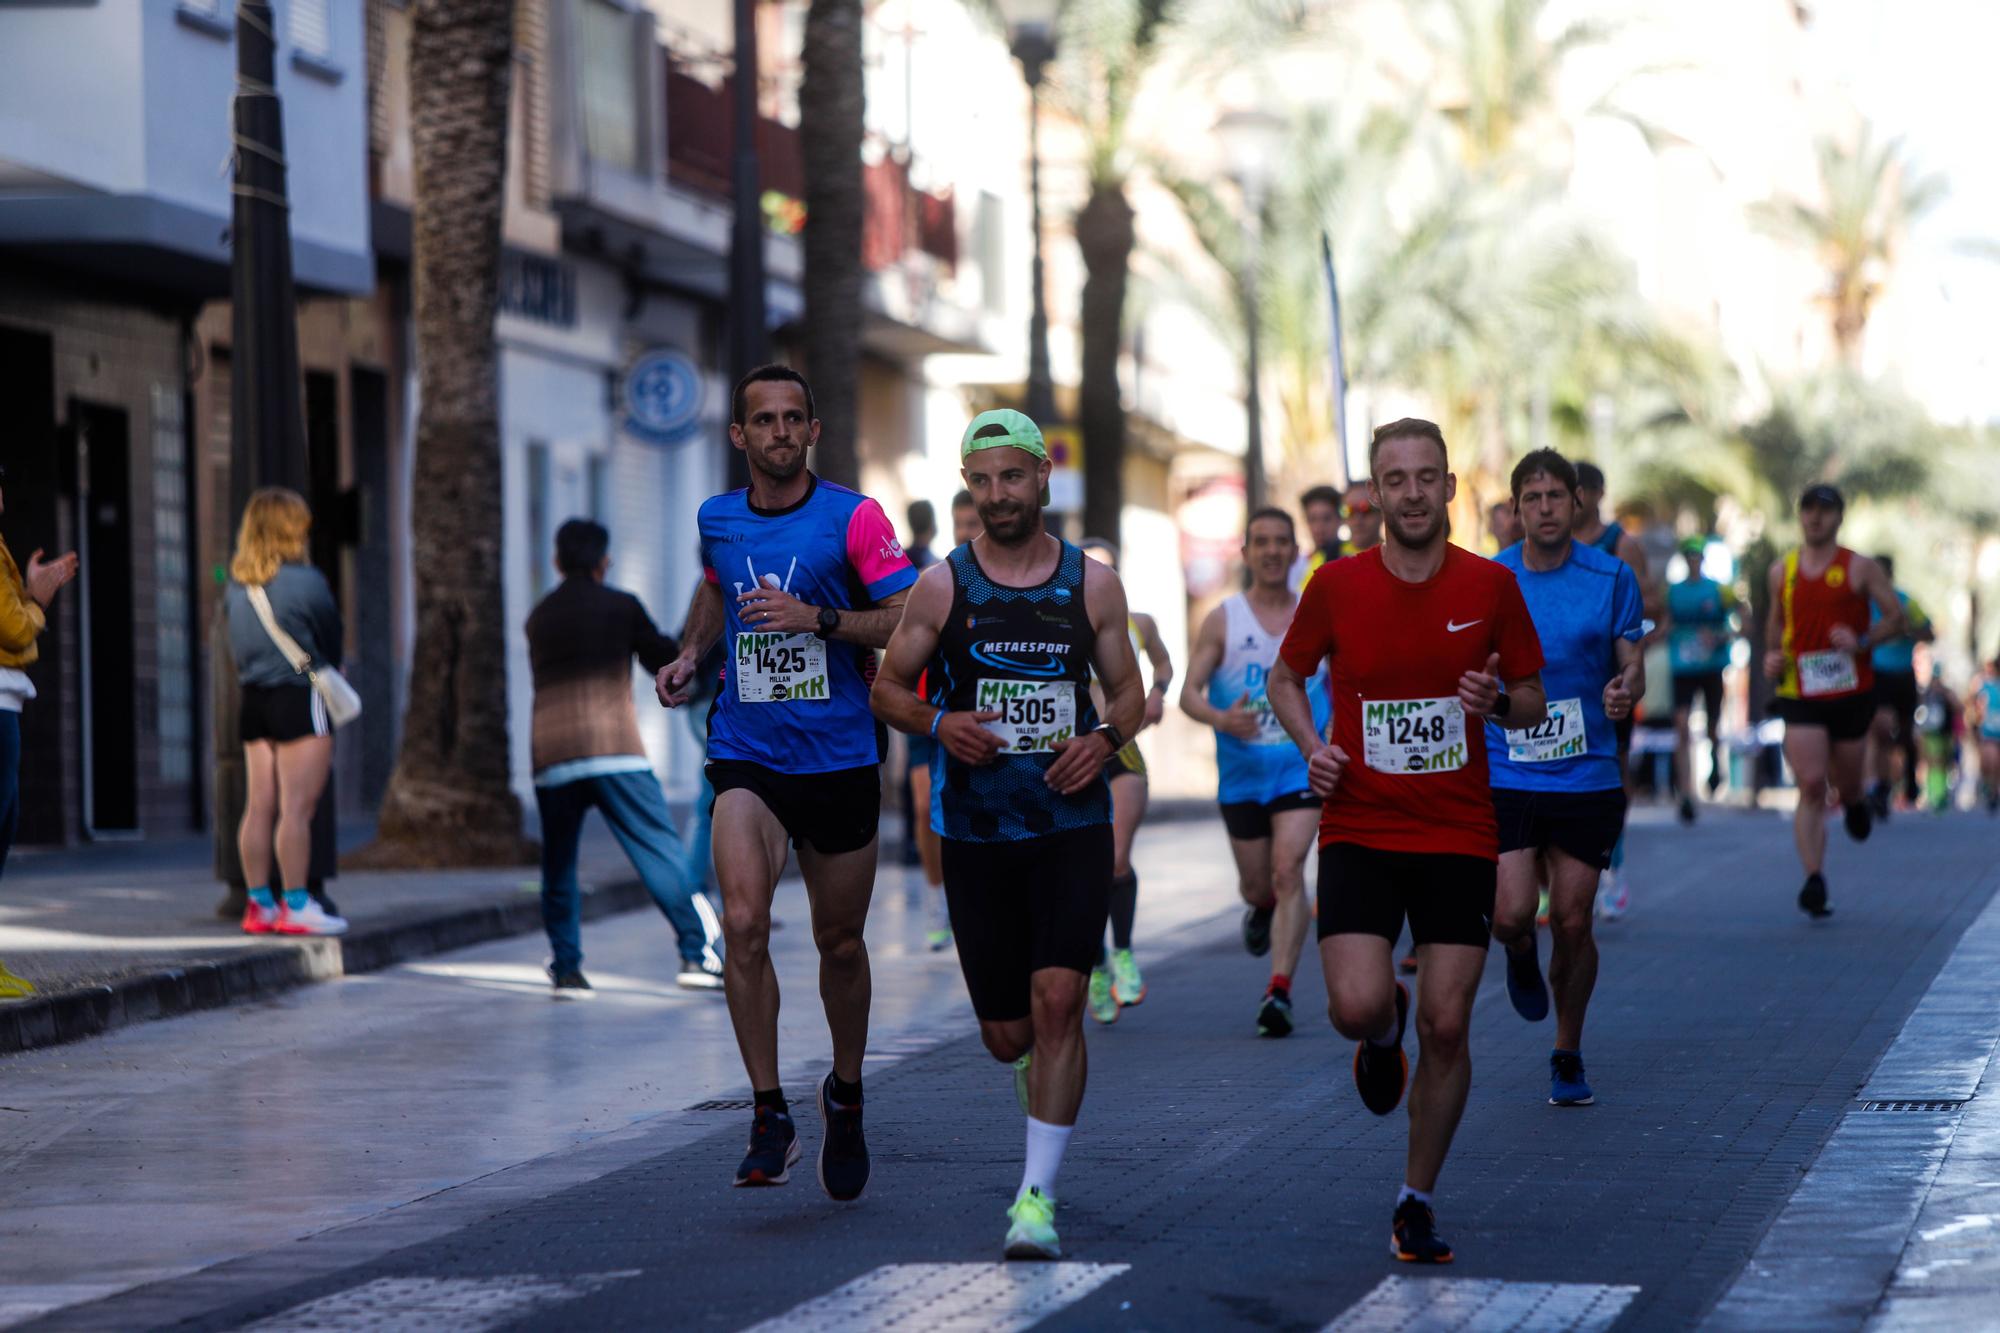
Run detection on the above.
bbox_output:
[579,0,639,173]
[976,191,1006,314]
[150,386,193,787]
[291,0,332,58]
[175,0,232,39]
[586,453,608,523]
[526,441,551,600]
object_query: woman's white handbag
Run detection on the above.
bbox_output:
[245,585,362,728]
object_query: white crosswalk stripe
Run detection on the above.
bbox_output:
[1322,1277,1639,1332]
[740,1262,1129,1332]
[238,1272,639,1331]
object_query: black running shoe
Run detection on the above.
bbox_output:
[734,1105,801,1187]
[1707,758,1724,796]
[1391,1198,1454,1264]
[1843,801,1873,843]
[1504,939,1549,1023]
[547,966,593,998]
[1867,783,1891,822]
[1798,872,1833,919]
[1677,795,1696,826]
[1256,987,1293,1038]
[816,1073,869,1202]
[1353,981,1410,1115]
[1242,903,1274,957]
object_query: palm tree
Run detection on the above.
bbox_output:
[364,0,529,867]
[1753,124,1947,368]
[799,0,865,488]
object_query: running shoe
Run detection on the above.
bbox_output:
[1242,902,1274,957]
[926,891,954,951]
[1867,782,1891,822]
[1707,757,1724,795]
[1004,1185,1061,1260]
[816,1073,869,1202]
[1595,874,1629,923]
[1398,953,1419,975]
[1391,1198,1454,1264]
[1110,948,1146,1006]
[1678,795,1697,826]
[926,926,955,952]
[0,961,35,1000]
[1087,967,1119,1025]
[241,899,281,935]
[734,1105,800,1186]
[277,900,348,936]
[1504,939,1549,1023]
[547,966,593,998]
[1013,1052,1032,1115]
[1843,801,1874,843]
[1549,1049,1594,1106]
[1536,888,1551,927]
[1256,986,1293,1038]
[677,958,725,991]
[1353,981,1410,1116]
[1798,872,1833,919]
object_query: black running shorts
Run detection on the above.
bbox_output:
[1874,670,1919,724]
[1218,790,1322,841]
[1492,787,1627,870]
[1316,841,1496,950]
[240,683,330,745]
[1672,670,1725,718]
[1100,740,1148,786]
[941,824,1113,1022]
[706,759,881,855]
[1771,693,1875,744]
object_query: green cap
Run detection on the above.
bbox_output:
[960,408,1052,506]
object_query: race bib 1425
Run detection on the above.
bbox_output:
[735,631,829,703]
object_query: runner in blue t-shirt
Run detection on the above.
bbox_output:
[1666,543,1737,823]
[1487,450,1645,1109]
[656,365,916,1199]
[1864,556,1934,819]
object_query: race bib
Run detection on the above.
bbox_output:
[977,678,1077,754]
[1247,691,1290,746]
[1507,697,1587,764]
[734,631,829,703]
[1672,630,1720,671]
[1798,649,1858,698]
[1362,696,1467,775]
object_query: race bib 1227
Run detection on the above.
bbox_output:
[1507,697,1587,764]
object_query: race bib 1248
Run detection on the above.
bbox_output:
[1362,696,1467,774]
[734,631,829,703]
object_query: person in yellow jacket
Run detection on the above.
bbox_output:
[0,466,80,996]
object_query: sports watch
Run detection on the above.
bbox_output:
[1092,721,1126,752]
[815,606,841,640]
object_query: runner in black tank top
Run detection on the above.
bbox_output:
[871,408,1146,1262]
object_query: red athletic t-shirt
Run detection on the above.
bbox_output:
[1278,544,1544,859]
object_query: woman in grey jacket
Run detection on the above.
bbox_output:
[224,487,346,936]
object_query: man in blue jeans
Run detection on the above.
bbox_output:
[527,519,722,995]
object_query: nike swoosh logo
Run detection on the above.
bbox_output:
[1446,619,1483,633]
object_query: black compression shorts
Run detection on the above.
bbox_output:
[706,759,881,855]
[1316,841,1496,950]
[1492,787,1627,870]
[941,824,1113,1022]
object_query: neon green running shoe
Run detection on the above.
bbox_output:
[1013,1051,1032,1115]
[0,961,34,1000]
[1088,967,1118,1025]
[1004,1185,1061,1260]
[1110,948,1146,1006]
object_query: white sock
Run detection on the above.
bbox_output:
[1397,1185,1432,1208]
[1020,1116,1072,1198]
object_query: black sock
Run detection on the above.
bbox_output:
[1109,871,1139,950]
[828,1072,863,1107]
[754,1087,789,1115]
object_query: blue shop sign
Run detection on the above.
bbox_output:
[622,348,705,445]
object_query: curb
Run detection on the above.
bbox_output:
[0,877,648,1059]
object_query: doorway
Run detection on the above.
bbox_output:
[0,325,65,844]
[70,399,138,834]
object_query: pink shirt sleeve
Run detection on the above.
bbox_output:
[845,499,920,602]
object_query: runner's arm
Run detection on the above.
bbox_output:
[1603,638,1644,721]
[656,579,725,708]
[1617,532,1661,619]
[826,588,909,649]
[1133,611,1174,729]
[1266,656,1323,755]
[1761,561,1787,680]
[1176,606,1229,729]
[869,565,951,737]
[1042,560,1145,795]
[1845,556,1904,651]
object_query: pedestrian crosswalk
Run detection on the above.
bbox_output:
[1320,1277,1640,1332]
[739,1263,1129,1332]
[238,1272,639,1331]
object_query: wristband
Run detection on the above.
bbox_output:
[1492,690,1512,721]
[929,708,944,738]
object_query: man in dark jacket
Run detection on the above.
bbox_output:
[528,519,721,995]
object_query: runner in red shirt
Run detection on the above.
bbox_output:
[1269,419,1547,1265]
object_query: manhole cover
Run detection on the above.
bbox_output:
[1859,1100,1965,1112]
[686,1098,756,1112]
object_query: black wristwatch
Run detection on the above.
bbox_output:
[1093,721,1126,752]
[1492,690,1512,721]
[815,606,841,640]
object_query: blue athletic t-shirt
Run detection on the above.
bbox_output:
[700,476,918,774]
[1486,540,1645,793]
[1666,576,1733,676]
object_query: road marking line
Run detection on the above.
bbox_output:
[239,1271,639,1331]
[1322,1277,1639,1332]
[740,1262,1129,1332]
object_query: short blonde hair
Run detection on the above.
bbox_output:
[229,487,311,587]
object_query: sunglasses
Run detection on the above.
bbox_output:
[1345,500,1376,516]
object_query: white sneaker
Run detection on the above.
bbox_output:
[1595,871,1630,922]
[277,899,349,936]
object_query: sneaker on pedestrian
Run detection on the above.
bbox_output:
[1595,874,1629,923]
[1678,794,1697,825]
[1549,1048,1594,1106]
[1256,985,1293,1038]
[1843,801,1874,843]
[1242,902,1274,957]
[1109,948,1146,1006]
[0,961,34,1000]
[1353,981,1410,1116]
[548,965,594,998]
[925,890,954,951]
[1004,1185,1061,1261]
[816,1073,869,1202]
[1012,1052,1032,1116]
[1390,1197,1454,1264]
[1087,967,1119,1025]
[1505,939,1549,1023]
[733,1105,800,1187]
[926,925,954,952]
[677,957,725,991]
[1798,871,1833,919]
[241,899,281,935]
[277,899,348,936]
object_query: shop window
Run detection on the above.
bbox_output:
[151,386,194,788]
[526,440,551,600]
[587,452,608,522]
[579,0,639,174]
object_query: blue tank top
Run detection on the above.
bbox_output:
[1666,577,1732,676]
[1207,594,1330,805]
[927,541,1110,842]
[1870,591,1925,675]
[1591,520,1625,558]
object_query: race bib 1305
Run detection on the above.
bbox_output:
[977,678,1077,753]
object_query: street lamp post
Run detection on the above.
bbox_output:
[1216,105,1286,514]
[996,0,1061,426]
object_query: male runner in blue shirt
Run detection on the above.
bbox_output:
[1487,449,1645,1108]
[656,365,916,1199]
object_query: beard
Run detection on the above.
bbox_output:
[749,442,806,482]
[1384,506,1445,550]
[978,498,1041,546]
